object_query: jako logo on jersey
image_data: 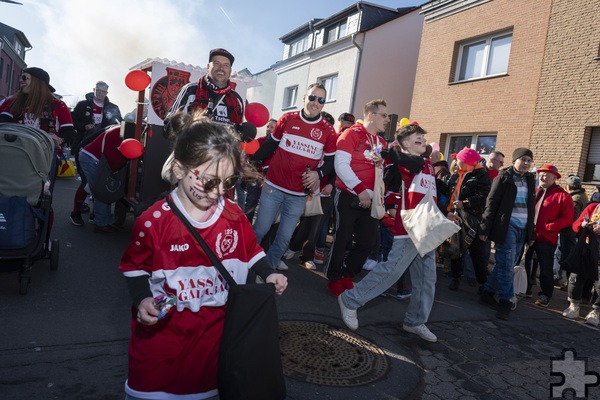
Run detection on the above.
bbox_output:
[310,128,323,141]
[170,243,190,252]
[216,229,239,258]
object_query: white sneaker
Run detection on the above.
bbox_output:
[585,309,599,326]
[283,249,296,260]
[276,260,289,271]
[562,303,580,319]
[362,258,378,271]
[303,260,316,270]
[403,324,437,342]
[338,295,358,330]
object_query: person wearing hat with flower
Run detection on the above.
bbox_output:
[0,67,74,145]
[479,147,537,320]
[445,148,492,292]
[529,164,574,307]
[167,48,243,126]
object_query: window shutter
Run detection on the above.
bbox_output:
[589,127,600,164]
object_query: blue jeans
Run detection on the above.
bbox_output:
[253,183,306,269]
[340,237,436,327]
[79,152,113,227]
[484,224,526,301]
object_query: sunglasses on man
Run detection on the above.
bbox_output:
[308,94,326,105]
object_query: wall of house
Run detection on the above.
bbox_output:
[530,0,600,182]
[355,9,423,120]
[410,0,552,159]
[246,68,277,137]
[269,45,360,125]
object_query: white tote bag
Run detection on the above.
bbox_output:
[400,181,461,257]
[371,165,385,220]
[304,194,323,217]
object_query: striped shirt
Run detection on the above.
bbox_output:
[510,173,529,229]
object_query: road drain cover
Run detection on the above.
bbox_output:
[279,320,389,387]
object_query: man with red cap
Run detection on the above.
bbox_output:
[446,148,492,292]
[167,48,243,126]
[530,164,574,307]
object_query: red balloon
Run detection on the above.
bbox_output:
[244,103,270,127]
[125,70,151,91]
[119,139,144,159]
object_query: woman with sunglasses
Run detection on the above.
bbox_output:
[119,114,287,400]
[0,67,74,146]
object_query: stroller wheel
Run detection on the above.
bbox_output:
[19,275,31,295]
[50,239,60,271]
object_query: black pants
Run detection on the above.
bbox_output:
[288,197,328,262]
[567,263,600,307]
[450,235,490,284]
[533,241,558,298]
[324,190,378,281]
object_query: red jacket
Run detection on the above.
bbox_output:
[573,202,600,234]
[534,184,574,246]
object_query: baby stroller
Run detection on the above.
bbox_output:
[0,123,60,294]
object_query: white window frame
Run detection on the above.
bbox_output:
[325,20,348,44]
[455,31,512,82]
[289,36,309,58]
[445,133,497,159]
[318,74,338,102]
[282,85,298,110]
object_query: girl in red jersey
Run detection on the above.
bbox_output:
[120,114,287,400]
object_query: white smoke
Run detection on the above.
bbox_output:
[15,0,215,111]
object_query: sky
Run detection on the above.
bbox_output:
[1,0,421,113]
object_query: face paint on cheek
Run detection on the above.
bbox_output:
[189,182,206,199]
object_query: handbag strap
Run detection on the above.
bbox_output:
[165,196,237,288]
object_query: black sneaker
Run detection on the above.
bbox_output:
[534,295,550,307]
[70,213,84,226]
[448,278,460,291]
[479,290,499,310]
[496,299,512,320]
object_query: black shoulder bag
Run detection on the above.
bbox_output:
[166,197,286,400]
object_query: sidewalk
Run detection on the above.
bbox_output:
[276,255,600,399]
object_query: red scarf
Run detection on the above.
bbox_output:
[192,76,243,124]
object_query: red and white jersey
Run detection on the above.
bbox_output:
[119,191,265,398]
[265,111,337,195]
[334,123,387,196]
[92,101,104,125]
[391,158,437,238]
[0,96,73,135]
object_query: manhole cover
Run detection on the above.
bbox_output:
[279,320,389,387]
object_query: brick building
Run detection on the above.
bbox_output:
[0,22,31,99]
[411,0,600,187]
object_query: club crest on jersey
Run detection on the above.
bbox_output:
[216,229,238,258]
[310,128,323,141]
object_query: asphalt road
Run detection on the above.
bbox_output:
[1,176,599,400]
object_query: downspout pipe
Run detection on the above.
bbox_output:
[349,33,362,114]
[349,3,363,114]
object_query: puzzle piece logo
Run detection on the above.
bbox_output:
[551,348,599,398]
